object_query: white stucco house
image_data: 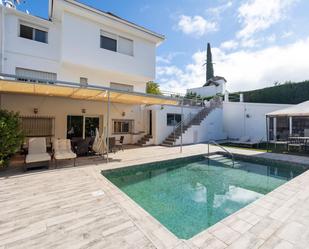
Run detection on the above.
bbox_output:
[0,0,300,151]
[0,0,176,146]
[187,76,227,98]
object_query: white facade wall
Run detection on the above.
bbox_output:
[0,1,162,92]
[2,9,61,75]
[1,93,148,144]
[60,11,156,85]
[223,102,293,140]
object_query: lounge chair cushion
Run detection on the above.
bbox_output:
[53,139,77,160]
[28,137,47,154]
[26,153,51,163]
[54,151,76,160]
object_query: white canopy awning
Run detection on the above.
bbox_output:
[267,101,309,117]
[0,76,179,106]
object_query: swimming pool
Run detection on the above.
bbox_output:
[102,154,306,239]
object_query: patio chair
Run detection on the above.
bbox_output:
[115,136,124,151]
[229,136,250,145]
[25,137,51,171]
[75,137,92,156]
[108,137,116,153]
[288,137,305,152]
[53,139,77,167]
[230,136,263,148]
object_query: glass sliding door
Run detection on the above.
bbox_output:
[85,117,100,138]
[67,116,83,139]
[67,115,100,139]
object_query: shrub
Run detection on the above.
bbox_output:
[243,80,309,104]
[0,110,24,168]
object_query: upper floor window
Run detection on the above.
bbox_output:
[100,30,133,56]
[20,24,48,44]
[100,32,117,52]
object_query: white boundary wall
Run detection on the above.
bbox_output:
[223,102,293,140]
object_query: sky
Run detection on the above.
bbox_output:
[16,0,309,93]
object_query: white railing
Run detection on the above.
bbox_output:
[207,140,235,167]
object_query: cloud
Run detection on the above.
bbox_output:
[157,37,309,93]
[207,1,233,19]
[237,0,297,39]
[156,52,186,65]
[221,40,239,50]
[177,15,218,37]
[282,31,293,38]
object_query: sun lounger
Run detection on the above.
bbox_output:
[229,136,263,148]
[25,137,51,171]
[53,139,77,167]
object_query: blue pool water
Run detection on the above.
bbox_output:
[103,155,306,239]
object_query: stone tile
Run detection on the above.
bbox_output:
[222,216,253,234]
[208,222,241,245]
[226,232,264,249]
[191,231,227,249]
[259,236,294,249]
[236,210,261,226]
[269,206,295,222]
[246,204,271,218]
[275,221,305,244]
[249,217,282,240]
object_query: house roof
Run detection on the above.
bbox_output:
[203,76,227,87]
[51,0,165,42]
[267,101,309,116]
[0,74,178,106]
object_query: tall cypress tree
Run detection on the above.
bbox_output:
[206,43,214,81]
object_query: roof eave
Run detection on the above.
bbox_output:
[62,0,165,43]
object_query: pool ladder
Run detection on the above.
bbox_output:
[207,140,235,167]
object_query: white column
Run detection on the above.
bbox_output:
[289,116,293,136]
[224,91,229,102]
[180,98,183,153]
[106,91,110,162]
[273,117,277,141]
[239,93,244,102]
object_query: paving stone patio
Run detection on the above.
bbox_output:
[1,144,309,248]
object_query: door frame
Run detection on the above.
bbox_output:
[67,114,101,139]
[149,110,152,136]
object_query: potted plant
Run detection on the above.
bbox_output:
[0,110,24,169]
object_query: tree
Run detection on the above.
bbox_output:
[146,81,162,95]
[206,43,214,81]
[0,110,24,168]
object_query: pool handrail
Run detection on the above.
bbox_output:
[207,140,235,167]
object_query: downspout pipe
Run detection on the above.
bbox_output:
[1,5,5,73]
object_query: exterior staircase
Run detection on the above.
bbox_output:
[161,98,221,147]
[136,134,153,146]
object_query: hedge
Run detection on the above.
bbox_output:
[242,81,309,104]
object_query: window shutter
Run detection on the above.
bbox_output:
[118,36,133,56]
[16,68,57,81]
